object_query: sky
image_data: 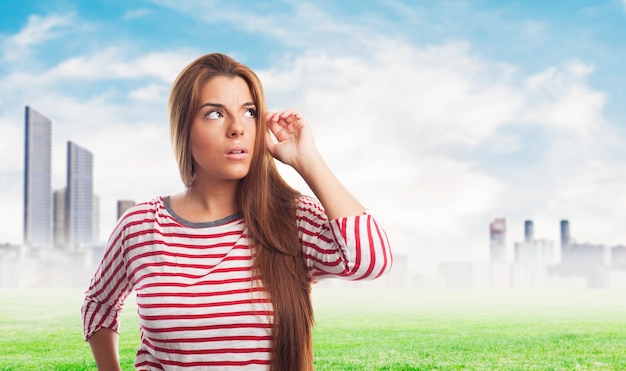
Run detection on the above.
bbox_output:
[1,0,626,273]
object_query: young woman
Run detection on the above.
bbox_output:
[82,53,392,371]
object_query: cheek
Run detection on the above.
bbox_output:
[189,131,216,159]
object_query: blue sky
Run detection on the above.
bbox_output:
[1,0,626,271]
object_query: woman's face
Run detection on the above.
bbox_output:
[189,75,257,185]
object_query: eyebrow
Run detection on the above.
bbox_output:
[198,101,256,109]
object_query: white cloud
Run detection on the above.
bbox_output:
[262,41,523,154]
[2,13,74,61]
[129,84,168,102]
[19,48,196,84]
[524,60,606,140]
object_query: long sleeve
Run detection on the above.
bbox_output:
[81,208,135,341]
[297,196,392,281]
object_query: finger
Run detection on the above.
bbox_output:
[267,120,288,140]
[264,131,276,155]
[266,111,281,123]
[277,109,301,120]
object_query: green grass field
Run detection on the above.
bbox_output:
[0,288,624,370]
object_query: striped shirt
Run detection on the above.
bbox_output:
[81,195,391,370]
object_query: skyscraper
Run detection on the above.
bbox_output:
[524,220,534,242]
[53,188,66,247]
[65,141,94,249]
[117,199,136,220]
[23,106,53,248]
[560,220,570,255]
[490,218,506,263]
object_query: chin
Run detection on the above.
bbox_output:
[232,170,251,180]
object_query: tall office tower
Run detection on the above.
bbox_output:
[524,220,534,242]
[560,220,570,255]
[490,218,506,263]
[117,199,136,220]
[65,141,94,249]
[53,188,66,247]
[23,106,53,248]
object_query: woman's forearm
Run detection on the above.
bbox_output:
[296,151,365,220]
[88,327,121,371]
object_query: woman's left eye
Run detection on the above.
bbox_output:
[243,108,257,118]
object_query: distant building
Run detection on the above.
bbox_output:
[524,220,534,242]
[514,239,555,273]
[613,245,626,270]
[23,106,53,248]
[53,188,66,248]
[490,218,506,264]
[437,260,510,289]
[65,141,94,249]
[556,242,609,288]
[560,220,570,255]
[438,261,473,289]
[117,200,136,220]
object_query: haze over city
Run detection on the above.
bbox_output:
[2,0,626,275]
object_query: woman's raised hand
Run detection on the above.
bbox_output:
[265,109,320,172]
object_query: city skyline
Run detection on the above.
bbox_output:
[22,105,97,250]
[2,1,626,272]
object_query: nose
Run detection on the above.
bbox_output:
[228,117,244,137]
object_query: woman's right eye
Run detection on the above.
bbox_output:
[206,110,222,119]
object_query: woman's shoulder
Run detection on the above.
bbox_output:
[295,195,327,221]
[296,194,321,210]
[116,196,167,226]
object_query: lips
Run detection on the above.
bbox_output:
[225,146,249,160]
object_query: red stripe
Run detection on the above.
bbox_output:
[123,227,244,250]
[352,215,362,276]
[159,359,270,367]
[373,217,391,278]
[143,341,271,355]
[126,241,243,262]
[129,260,252,285]
[135,361,164,370]
[301,239,338,254]
[137,298,271,310]
[297,214,323,230]
[128,249,250,268]
[132,267,252,288]
[134,276,257,291]
[139,310,272,322]
[361,214,377,279]
[303,252,343,268]
[141,322,272,333]
[146,335,271,343]
[136,286,266,299]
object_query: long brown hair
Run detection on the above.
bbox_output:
[169,53,314,370]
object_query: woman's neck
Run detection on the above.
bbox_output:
[171,179,239,223]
